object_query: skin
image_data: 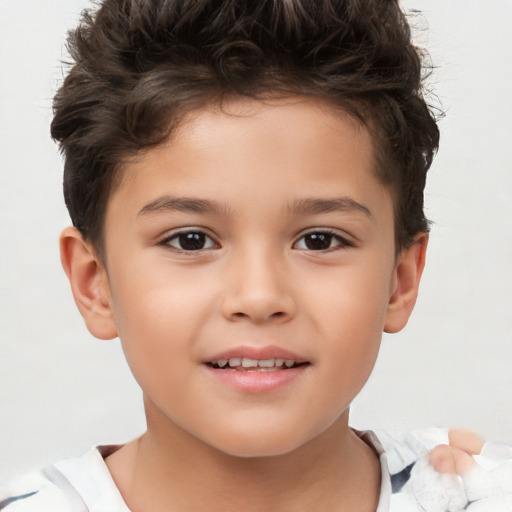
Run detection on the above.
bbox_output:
[430,428,485,476]
[60,97,427,512]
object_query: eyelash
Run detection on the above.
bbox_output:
[293,230,354,252]
[159,229,219,253]
[159,228,353,253]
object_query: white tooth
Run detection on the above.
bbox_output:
[275,358,285,367]
[284,360,295,368]
[229,358,241,367]
[258,359,275,368]
[242,357,258,368]
[217,359,228,368]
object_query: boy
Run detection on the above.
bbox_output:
[1,0,511,511]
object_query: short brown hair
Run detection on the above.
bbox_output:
[51,0,440,255]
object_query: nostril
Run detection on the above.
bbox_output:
[231,310,286,321]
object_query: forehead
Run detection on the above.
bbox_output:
[108,96,392,226]
[119,97,376,184]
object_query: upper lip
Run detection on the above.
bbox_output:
[203,345,309,364]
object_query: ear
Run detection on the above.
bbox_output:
[60,226,118,340]
[384,233,428,334]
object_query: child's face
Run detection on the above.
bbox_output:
[75,97,423,457]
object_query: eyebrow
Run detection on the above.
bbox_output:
[138,196,232,217]
[288,197,373,218]
[138,195,372,219]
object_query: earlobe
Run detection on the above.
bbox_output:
[60,226,118,340]
[384,233,428,334]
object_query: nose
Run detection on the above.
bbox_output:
[220,247,297,324]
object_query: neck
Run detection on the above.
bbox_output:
[106,404,380,512]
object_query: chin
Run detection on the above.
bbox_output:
[203,424,318,459]
[217,440,303,459]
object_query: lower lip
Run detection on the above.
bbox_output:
[203,365,308,393]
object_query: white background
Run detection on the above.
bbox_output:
[1,1,511,480]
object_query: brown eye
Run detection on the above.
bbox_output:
[303,233,333,250]
[294,231,350,251]
[166,231,217,251]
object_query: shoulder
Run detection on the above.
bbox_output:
[0,446,129,512]
[0,467,75,511]
[373,428,512,512]
[376,428,467,511]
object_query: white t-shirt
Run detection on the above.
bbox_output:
[2,429,512,511]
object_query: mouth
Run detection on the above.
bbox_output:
[202,347,310,392]
[206,357,309,372]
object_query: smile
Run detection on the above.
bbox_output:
[208,357,305,371]
[203,346,311,391]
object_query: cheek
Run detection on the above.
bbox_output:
[301,261,393,396]
[317,296,383,383]
[106,265,217,387]
[304,258,394,336]
[109,257,217,335]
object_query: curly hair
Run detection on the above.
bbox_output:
[51,0,440,255]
